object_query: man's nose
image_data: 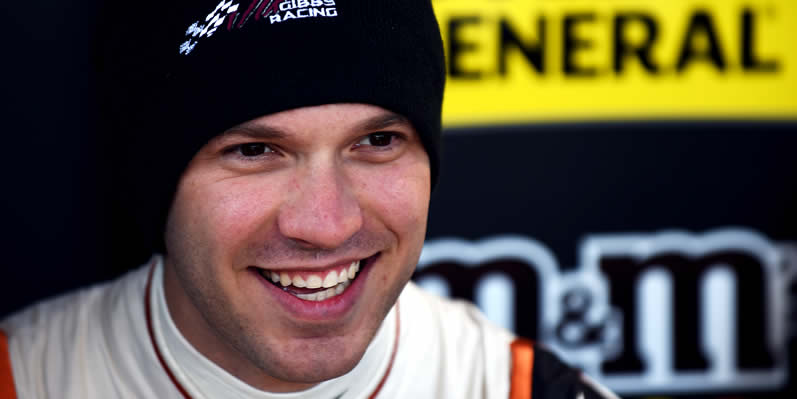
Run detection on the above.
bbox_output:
[277,162,363,250]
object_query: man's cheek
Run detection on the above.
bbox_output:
[369,169,430,230]
[199,183,283,247]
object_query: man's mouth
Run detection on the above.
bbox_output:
[256,256,370,302]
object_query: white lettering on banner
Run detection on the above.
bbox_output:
[416,228,796,395]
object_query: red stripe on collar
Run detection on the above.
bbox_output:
[144,262,193,399]
[368,301,400,399]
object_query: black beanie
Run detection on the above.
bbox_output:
[158,0,445,181]
[157,0,444,185]
[100,0,445,256]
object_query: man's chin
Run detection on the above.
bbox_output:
[249,335,370,390]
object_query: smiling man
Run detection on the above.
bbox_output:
[0,1,617,398]
[163,104,431,394]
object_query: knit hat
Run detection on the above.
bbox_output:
[156,0,444,182]
[100,0,445,256]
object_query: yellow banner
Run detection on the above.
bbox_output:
[433,0,797,126]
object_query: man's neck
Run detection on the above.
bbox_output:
[161,259,318,392]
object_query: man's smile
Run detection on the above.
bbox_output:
[257,259,362,301]
[249,253,381,321]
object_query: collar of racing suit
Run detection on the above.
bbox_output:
[145,256,400,399]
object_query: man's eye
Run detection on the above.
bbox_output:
[238,143,273,156]
[357,133,395,147]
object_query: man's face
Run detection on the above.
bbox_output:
[163,103,430,391]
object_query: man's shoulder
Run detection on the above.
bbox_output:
[397,283,619,399]
[400,281,515,343]
[0,265,152,398]
[1,265,150,338]
[393,282,516,398]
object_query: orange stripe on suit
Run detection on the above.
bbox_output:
[510,338,535,399]
[0,330,17,399]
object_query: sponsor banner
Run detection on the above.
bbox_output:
[415,228,797,395]
[419,121,797,397]
[432,0,797,126]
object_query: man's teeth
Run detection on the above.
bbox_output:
[323,271,338,288]
[295,282,350,301]
[262,260,361,301]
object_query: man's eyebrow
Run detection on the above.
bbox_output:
[220,124,289,141]
[218,111,410,142]
[355,112,411,132]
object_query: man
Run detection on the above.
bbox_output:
[0,1,617,398]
